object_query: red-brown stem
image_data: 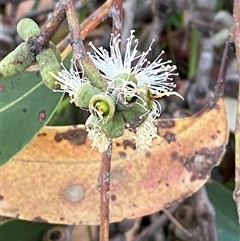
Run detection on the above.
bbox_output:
[57,0,112,57]
[99,143,112,241]
[63,0,87,60]
[38,1,66,47]
[62,0,108,90]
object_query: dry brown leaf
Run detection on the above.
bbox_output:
[0,97,228,225]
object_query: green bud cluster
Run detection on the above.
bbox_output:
[0,18,61,89]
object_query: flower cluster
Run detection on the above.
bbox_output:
[51,30,179,152]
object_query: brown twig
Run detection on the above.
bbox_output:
[131,203,181,241]
[58,0,113,55]
[37,1,66,48]
[20,7,54,21]
[61,0,109,91]
[26,1,66,58]
[63,0,87,60]
[163,208,193,239]
[216,36,232,98]
[99,143,112,241]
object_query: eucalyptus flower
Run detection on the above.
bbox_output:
[51,30,180,153]
[88,30,177,95]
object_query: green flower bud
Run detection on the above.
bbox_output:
[81,57,108,91]
[75,82,101,108]
[113,73,138,87]
[0,42,34,78]
[17,18,40,41]
[50,42,61,63]
[36,48,61,89]
[89,92,116,120]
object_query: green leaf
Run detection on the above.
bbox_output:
[205,180,239,241]
[0,219,54,241]
[0,71,63,166]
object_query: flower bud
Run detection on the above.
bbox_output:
[113,73,138,88]
[89,92,116,120]
[36,48,61,89]
[17,18,40,41]
[0,42,34,78]
[75,82,101,108]
[81,57,108,91]
[50,42,61,63]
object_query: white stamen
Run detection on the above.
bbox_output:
[86,121,112,153]
[87,30,178,95]
[52,62,87,103]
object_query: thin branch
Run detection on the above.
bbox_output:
[63,0,87,60]
[163,207,193,239]
[99,143,113,241]
[26,1,66,58]
[58,0,112,54]
[19,7,54,21]
[215,36,232,97]
[37,1,66,47]
[132,203,181,241]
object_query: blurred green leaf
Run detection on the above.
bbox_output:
[0,219,54,241]
[0,71,63,166]
[206,180,239,241]
[188,26,200,79]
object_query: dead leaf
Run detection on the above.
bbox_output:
[0,97,228,225]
